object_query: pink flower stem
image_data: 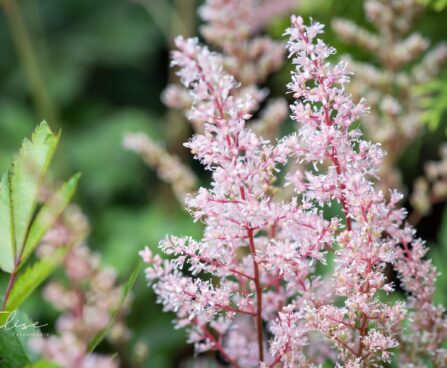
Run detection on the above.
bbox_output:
[217,304,257,316]
[330,146,352,231]
[357,313,368,357]
[247,226,264,362]
[334,336,357,356]
[202,326,240,368]
[186,42,265,364]
[238,183,264,363]
[269,352,283,367]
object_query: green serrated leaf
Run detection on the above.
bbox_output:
[0,247,70,325]
[0,173,15,273]
[17,173,81,270]
[88,262,142,352]
[10,121,60,259]
[0,121,60,274]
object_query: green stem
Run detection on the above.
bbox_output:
[1,0,59,128]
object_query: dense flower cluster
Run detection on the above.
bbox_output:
[163,0,291,138]
[199,0,286,86]
[130,0,293,198]
[141,15,447,367]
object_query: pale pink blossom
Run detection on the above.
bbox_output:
[142,15,446,368]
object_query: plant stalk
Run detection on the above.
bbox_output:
[1,0,59,128]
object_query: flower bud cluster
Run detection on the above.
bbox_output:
[31,207,131,368]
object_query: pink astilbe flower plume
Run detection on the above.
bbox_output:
[274,16,407,367]
[141,15,447,367]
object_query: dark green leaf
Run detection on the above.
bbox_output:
[0,325,31,368]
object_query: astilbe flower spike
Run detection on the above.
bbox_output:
[164,0,290,138]
[282,15,407,366]
[141,16,447,367]
[132,0,291,204]
[31,206,136,368]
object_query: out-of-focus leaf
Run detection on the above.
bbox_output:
[414,78,447,131]
[432,205,447,305]
[97,204,202,276]
[418,0,447,11]
[64,5,159,66]
[18,173,80,269]
[44,3,159,106]
[25,361,60,368]
[10,311,42,363]
[0,324,31,367]
[0,247,70,325]
[65,109,160,207]
[0,101,35,174]
[0,121,59,273]
[0,311,47,367]
[88,262,142,352]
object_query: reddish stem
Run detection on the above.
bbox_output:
[217,304,257,317]
[357,313,368,357]
[330,146,352,231]
[247,227,264,362]
[189,48,265,364]
[202,327,240,368]
[1,270,17,310]
[334,336,357,356]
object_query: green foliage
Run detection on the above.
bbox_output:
[0,122,79,368]
[25,361,60,368]
[0,311,49,367]
[431,206,447,306]
[96,203,202,276]
[0,121,79,288]
[418,0,447,11]
[88,262,142,352]
[0,102,35,174]
[0,121,59,273]
[18,173,80,269]
[64,109,159,207]
[0,311,42,367]
[0,328,31,367]
[414,77,447,131]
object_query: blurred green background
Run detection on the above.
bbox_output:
[0,0,446,366]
